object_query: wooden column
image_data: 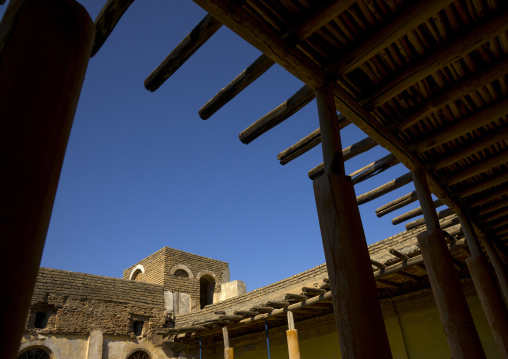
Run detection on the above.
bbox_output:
[0,1,94,358]
[412,170,486,359]
[223,326,234,359]
[459,213,508,357]
[286,311,301,359]
[481,236,508,304]
[313,85,392,358]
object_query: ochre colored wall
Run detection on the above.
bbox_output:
[209,290,501,359]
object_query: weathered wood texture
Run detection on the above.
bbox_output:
[278,115,351,165]
[466,255,508,357]
[199,54,274,119]
[418,229,486,359]
[144,14,222,91]
[413,168,486,358]
[91,0,134,57]
[286,329,301,359]
[0,0,95,357]
[392,199,444,225]
[315,86,345,176]
[309,136,378,179]
[405,208,455,231]
[376,192,418,218]
[314,174,392,359]
[482,237,508,304]
[356,172,413,205]
[240,85,315,144]
[350,154,399,185]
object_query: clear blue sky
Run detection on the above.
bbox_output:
[2,1,413,290]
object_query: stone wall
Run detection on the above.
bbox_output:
[28,268,167,337]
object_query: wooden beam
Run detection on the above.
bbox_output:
[251,306,275,313]
[480,206,508,223]
[405,208,455,231]
[460,214,508,357]
[477,198,508,217]
[239,85,315,144]
[234,310,258,316]
[282,0,356,44]
[412,170,486,358]
[91,0,134,57]
[376,192,418,218]
[325,0,456,77]
[301,287,327,296]
[365,8,508,109]
[278,115,351,165]
[356,172,413,206]
[444,151,508,186]
[191,0,327,89]
[350,154,400,185]
[144,14,222,91]
[308,137,378,179]
[411,97,508,153]
[265,301,290,308]
[395,56,508,132]
[457,172,508,199]
[469,185,508,208]
[193,0,465,222]
[392,200,444,225]
[315,85,345,176]
[388,248,409,261]
[199,54,274,119]
[375,240,466,280]
[428,126,508,171]
[199,0,356,120]
[285,294,308,302]
[370,259,386,270]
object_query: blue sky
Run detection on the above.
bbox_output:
[3,1,413,290]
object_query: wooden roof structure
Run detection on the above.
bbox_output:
[91,0,508,250]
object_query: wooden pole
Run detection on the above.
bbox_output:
[0,0,94,358]
[481,236,508,304]
[458,213,508,357]
[223,326,234,359]
[412,170,486,359]
[286,311,301,359]
[314,85,392,358]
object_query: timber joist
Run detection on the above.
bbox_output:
[168,238,468,341]
[89,0,508,244]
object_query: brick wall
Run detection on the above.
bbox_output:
[123,247,230,309]
[28,268,167,336]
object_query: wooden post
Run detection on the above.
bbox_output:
[481,236,508,304]
[223,326,234,359]
[412,170,486,359]
[0,1,94,358]
[458,213,508,357]
[286,311,301,359]
[313,85,392,358]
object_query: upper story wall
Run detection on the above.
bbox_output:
[29,268,167,337]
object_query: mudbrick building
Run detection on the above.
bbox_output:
[3,0,508,358]
[18,220,505,358]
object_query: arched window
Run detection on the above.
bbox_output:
[18,348,51,359]
[173,269,189,278]
[131,269,143,281]
[127,349,151,359]
[129,264,145,281]
[199,275,215,309]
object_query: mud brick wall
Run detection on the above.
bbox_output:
[28,268,167,336]
[123,247,166,285]
[175,263,329,327]
[123,247,229,297]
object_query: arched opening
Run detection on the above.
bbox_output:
[127,349,151,359]
[173,269,189,278]
[18,347,51,359]
[131,269,143,281]
[199,275,215,309]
